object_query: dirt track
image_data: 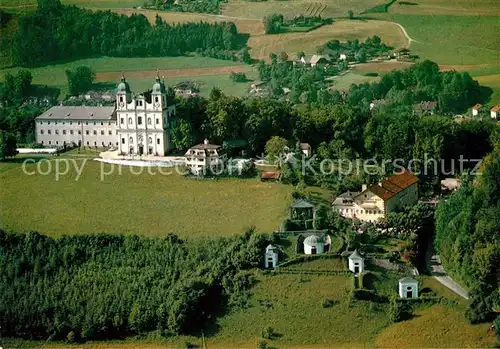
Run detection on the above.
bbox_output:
[95,65,247,81]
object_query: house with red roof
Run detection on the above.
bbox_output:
[491,105,500,120]
[472,104,483,116]
[332,170,419,222]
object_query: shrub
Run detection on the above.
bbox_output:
[466,293,492,324]
[322,298,334,308]
[261,326,275,339]
[258,340,268,349]
[304,219,313,230]
[66,331,75,343]
[494,315,500,339]
[352,289,387,303]
[230,72,247,82]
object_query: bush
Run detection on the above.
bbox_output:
[322,298,334,308]
[466,294,492,324]
[304,219,313,230]
[352,289,387,303]
[261,326,275,339]
[258,340,268,349]
[66,331,75,343]
[494,315,500,339]
[230,72,247,82]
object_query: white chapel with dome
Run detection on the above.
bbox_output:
[35,74,176,156]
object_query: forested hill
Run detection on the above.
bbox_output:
[435,138,500,323]
[0,230,268,340]
[9,0,242,66]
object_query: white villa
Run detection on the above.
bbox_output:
[184,139,227,175]
[332,171,419,222]
[35,75,176,156]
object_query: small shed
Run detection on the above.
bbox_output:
[290,199,315,221]
[399,277,419,299]
[491,105,500,120]
[303,235,324,255]
[265,244,279,268]
[348,250,364,274]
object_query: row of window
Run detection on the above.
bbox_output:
[40,129,116,136]
[337,208,383,215]
[119,96,161,104]
[120,117,160,126]
[121,137,160,145]
[39,120,114,126]
[41,140,118,146]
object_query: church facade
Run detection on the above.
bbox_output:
[35,75,176,156]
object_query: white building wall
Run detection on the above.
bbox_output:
[36,119,117,147]
[265,250,278,268]
[399,282,419,298]
[348,258,364,273]
[304,242,324,255]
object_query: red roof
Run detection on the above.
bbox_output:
[386,170,419,190]
[260,171,281,180]
[492,105,500,113]
[357,170,419,201]
[472,104,483,110]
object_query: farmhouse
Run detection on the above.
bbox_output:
[491,105,500,120]
[35,75,176,156]
[184,139,227,175]
[332,170,419,222]
[300,54,329,67]
[472,103,483,116]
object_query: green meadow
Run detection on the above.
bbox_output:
[0,160,291,238]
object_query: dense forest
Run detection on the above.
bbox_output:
[0,229,268,340]
[435,142,500,323]
[9,0,242,66]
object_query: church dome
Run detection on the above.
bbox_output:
[304,235,324,246]
[152,76,166,94]
[117,76,130,93]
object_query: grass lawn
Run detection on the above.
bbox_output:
[282,257,346,271]
[476,74,500,105]
[0,160,292,238]
[211,272,389,347]
[328,71,380,91]
[374,304,496,348]
[378,14,500,65]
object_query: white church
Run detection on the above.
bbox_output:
[35,74,176,156]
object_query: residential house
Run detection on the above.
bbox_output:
[339,53,347,61]
[300,54,329,68]
[184,139,227,175]
[413,101,437,115]
[332,170,419,222]
[472,103,483,116]
[491,105,500,120]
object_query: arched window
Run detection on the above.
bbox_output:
[147,117,151,125]
[148,137,152,144]
[129,137,133,144]
[128,118,132,124]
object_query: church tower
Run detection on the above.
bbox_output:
[116,73,175,157]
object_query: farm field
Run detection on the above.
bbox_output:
[389,0,500,15]
[248,19,408,61]
[221,0,386,19]
[378,14,500,65]
[0,56,253,97]
[476,74,500,105]
[0,160,292,238]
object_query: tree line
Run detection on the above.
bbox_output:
[9,0,242,66]
[0,229,269,341]
[435,142,500,324]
